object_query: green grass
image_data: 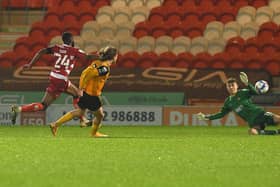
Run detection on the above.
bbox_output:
[0,126,279,187]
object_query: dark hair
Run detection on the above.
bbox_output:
[62,32,73,45]
[99,46,118,61]
[226,77,237,84]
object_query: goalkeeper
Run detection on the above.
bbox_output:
[197,72,280,135]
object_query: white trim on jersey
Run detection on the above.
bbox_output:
[50,72,68,81]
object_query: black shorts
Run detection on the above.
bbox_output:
[77,92,102,111]
[251,112,276,129]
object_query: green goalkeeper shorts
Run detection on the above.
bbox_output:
[250,112,276,129]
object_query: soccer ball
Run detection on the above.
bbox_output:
[255,80,269,94]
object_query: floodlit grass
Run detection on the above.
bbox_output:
[0,125,279,187]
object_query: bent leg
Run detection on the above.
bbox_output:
[248,128,259,135]
[249,127,279,135]
[54,108,85,127]
[272,113,280,124]
[66,82,89,125]
[91,107,107,137]
[20,91,55,112]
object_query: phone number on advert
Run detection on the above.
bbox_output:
[103,111,156,122]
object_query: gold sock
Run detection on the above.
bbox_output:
[91,123,99,135]
[55,112,74,127]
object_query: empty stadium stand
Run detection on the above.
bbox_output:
[0,0,279,77]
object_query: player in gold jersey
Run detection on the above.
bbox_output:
[50,46,118,137]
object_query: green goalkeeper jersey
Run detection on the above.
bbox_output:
[207,83,264,126]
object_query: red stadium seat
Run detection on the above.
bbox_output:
[44,12,62,29]
[175,61,190,68]
[9,0,27,8]
[0,51,17,66]
[163,0,179,7]
[215,0,240,16]
[138,52,158,68]
[1,0,9,8]
[176,52,194,63]
[27,0,45,8]
[232,0,250,7]
[200,12,217,26]
[94,0,110,7]
[29,22,47,40]
[181,1,198,12]
[251,0,268,8]
[244,37,259,54]
[225,36,245,53]
[79,12,95,23]
[0,60,13,68]
[61,12,79,26]
[133,22,151,38]
[266,61,280,75]
[15,58,29,67]
[13,38,32,60]
[151,23,168,38]
[119,52,139,68]
[186,27,203,38]
[218,12,236,23]
[198,1,216,14]
[45,0,57,7]
[149,7,165,23]
[183,12,200,25]
[31,42,48,54]
[168,23,185,38]
[156,52,176,67]
[260,43,278,56]
[165,13,182,26]
[228,59,246,69]
[182,19,204,38]
[211,52,231,68]
[34,61,48,67]
[78,0,94,12]
[258,22,278,41]
[192,52,211,68]
[211,60,227,69]
[63,25,81,35]
[46,27,62,38]
[59,0,76,10]
[247,60,263,70]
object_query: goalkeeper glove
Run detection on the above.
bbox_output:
[97,66,109,76]
[240,72,249,86]
[197,112,208,121]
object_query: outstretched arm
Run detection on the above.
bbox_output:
[240,72,258,95]
[23,48,51,70]
[197,104,231,121]
[86,54,99,61]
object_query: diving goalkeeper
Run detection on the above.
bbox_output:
[197,72,280,135]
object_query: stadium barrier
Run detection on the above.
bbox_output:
[1,104,280,126]
[0,91,185,105]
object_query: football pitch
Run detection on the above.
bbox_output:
[0,126,279,187]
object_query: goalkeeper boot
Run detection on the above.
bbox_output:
[50,123,58,136]
[92,131,108,138]
[10,105,19,125]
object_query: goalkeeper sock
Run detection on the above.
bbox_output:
[55,112,74,127]
[21,103,44,112]
[259,130,278,135]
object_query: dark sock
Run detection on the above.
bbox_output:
[259,130,278,135]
